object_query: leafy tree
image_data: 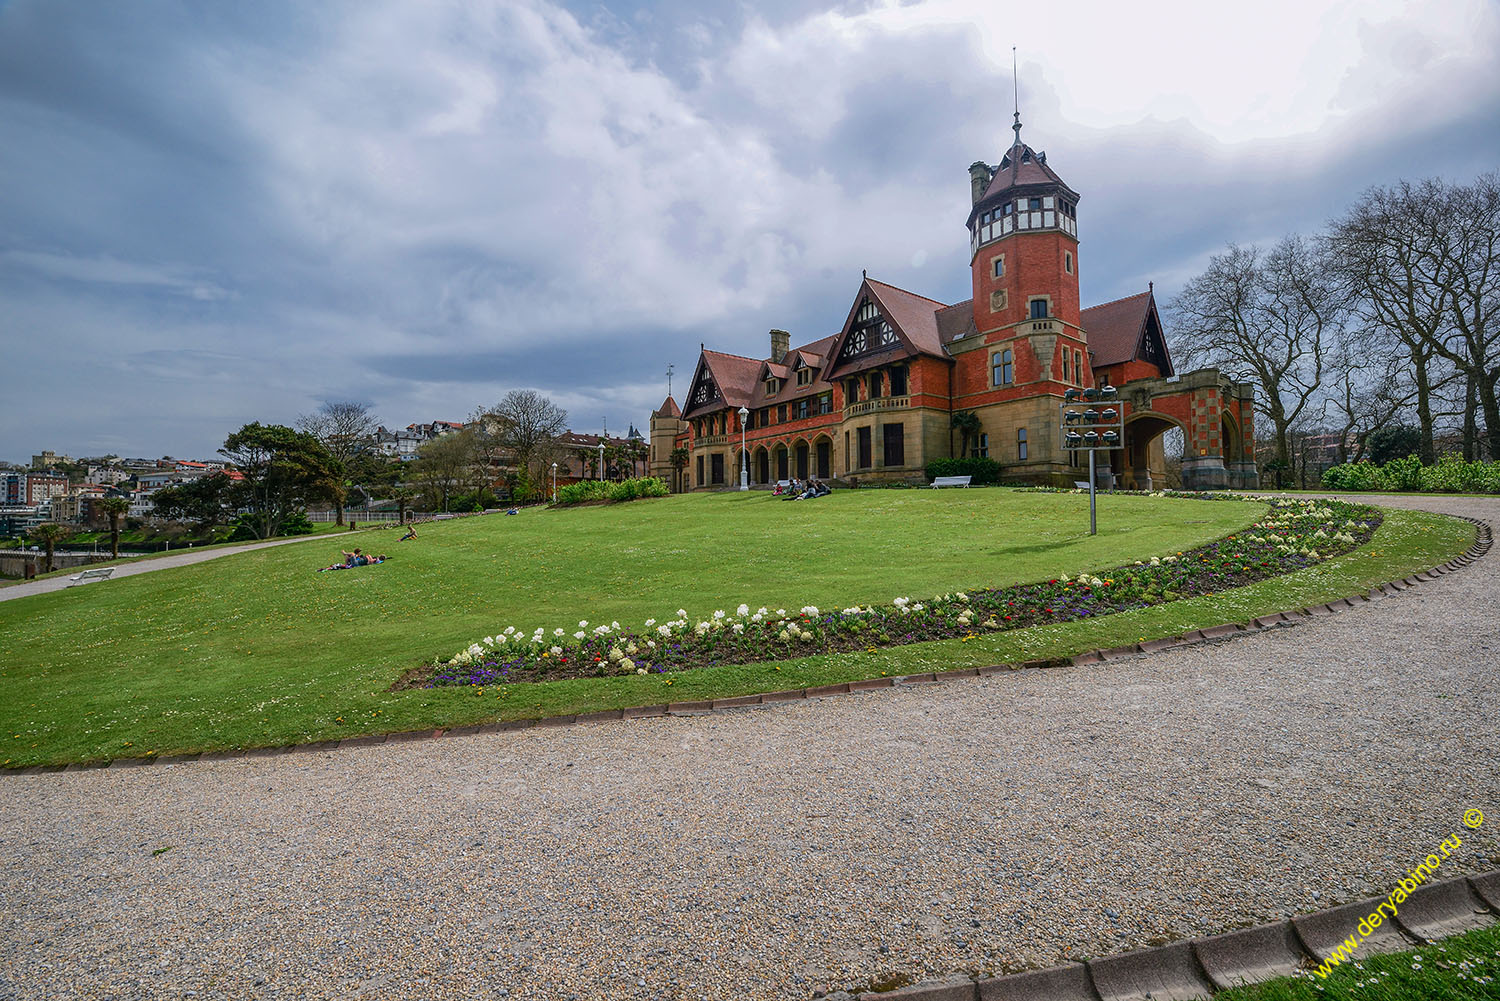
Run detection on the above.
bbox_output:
[1366,424,1423,466]
[99,496,130,559]
[151,472,233,534]
[296,401,382,525]
[669,446,689,492]
[30,522,72,574]
[412,430,476,512]
[218,423,339,540]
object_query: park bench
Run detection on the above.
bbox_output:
[931,475,972,488]
[67,566,115,586]
[1074,480,1091,490]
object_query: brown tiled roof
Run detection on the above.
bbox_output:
[1081,290,1152,366]
[981,141,1074,200]
[655,396,680,418]
[865,279,950,358]
[934,300,976,344]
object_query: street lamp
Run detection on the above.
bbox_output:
[551,462,558,504]
[737,406,750,491]
[597,440,605,481]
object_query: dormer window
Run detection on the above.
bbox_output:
[764,378,779,396]
[796,368,814,386]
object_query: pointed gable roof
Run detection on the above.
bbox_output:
[1081,288,1174,375]
[825,276,953,379]
[655,395,681,418]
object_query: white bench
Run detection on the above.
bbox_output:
[932,475,972,488]
[68,566,115,586]
[1074,480,1091,490]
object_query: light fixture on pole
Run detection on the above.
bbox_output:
[551,462,558,504]
[737,406,750,491]
[597,440,605,481]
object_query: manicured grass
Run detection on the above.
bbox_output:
[1216,922,1500,1000]
[0,490,1470,767]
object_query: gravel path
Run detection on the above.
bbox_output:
[2,495,1496,1001]
[0,532,379,603]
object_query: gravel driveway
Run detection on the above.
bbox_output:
[2,495,1496,1001]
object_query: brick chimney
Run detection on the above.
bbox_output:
[968,162,992,205]
[769,329,789,364]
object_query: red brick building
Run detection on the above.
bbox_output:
[651,118,1257,492]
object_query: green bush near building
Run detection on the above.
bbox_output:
[554,476,669,506]
[924,456,1003,484]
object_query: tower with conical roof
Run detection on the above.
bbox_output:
[963,89,1090,400]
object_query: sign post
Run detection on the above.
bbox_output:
[1060,387,1122,537]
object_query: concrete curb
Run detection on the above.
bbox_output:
[853,872,1498,1001]
[5,517,1490,777]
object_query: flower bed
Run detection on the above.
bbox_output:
[403,497,1382,690]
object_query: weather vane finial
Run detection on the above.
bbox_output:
[1011,47,1022,149]
[666,362,674,398]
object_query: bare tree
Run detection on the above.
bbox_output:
[485,390,569,484]
[1434,173,1500,460]
[1169,237,1339,473]
[296,401,381,525]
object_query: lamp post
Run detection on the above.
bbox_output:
[737,406,750,491]
[597,440,605,481]
[551,462,558,504]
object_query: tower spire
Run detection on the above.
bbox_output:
[1011,47,1022,150]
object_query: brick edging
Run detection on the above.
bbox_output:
[836,869,1500,1000]
[8,517,1490,777]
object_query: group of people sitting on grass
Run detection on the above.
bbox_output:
[317,548,389,572]
[774,477,831,500]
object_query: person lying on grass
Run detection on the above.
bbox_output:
[317,549,389,572]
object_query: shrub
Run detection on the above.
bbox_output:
[924,457,1003,485]
[555,477,667,507]
[1381,454,1425,492]
[1321,455,1500,494]
[1321,461,1382,491]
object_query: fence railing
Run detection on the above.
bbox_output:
[306,510,408,523]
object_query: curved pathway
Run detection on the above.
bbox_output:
[0,531,379,603]
[1,495,1496,1001]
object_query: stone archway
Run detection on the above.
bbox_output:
[793,439,810,480]
[1120,413,1183,491]
[774,444,789,482]
[1116,369,1258,491]
[812,434,834,480]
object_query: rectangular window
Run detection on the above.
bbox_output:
[777,404,787,423]
[1062,350,1070,383]
[1065,251,1074,275]
[711,453,725,484]
[760,407,770,426]
[1029,299,1048,319]
[796,399,809,420]
[857,426,872,468]
[844,430,851,471]
[882,423,905,468]
[745,410,754,430]
[1029,197,1042,210]
[797,368,813,386]
[868,371,882,398]
[991,256,1005,279]
[818,392,833,415]
[696,455,704,486]
[888,366,908,396]
[1002,201,1013,215]
[1017,427,1028,461]
[975,432,988,458]
[765,379,778,396]
[992,348,1013,386]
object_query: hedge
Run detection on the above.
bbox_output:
[1320,454,1500,494]
[924,457,1003,485]
[554,477,670,506]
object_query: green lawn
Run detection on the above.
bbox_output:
[1217,922,1500,1000]
[0,490,1473,767]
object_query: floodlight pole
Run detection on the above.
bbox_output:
[1088,449,1097,536]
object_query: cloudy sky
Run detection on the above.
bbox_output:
[2,0,1498,463]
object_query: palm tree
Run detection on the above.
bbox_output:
[951,410,982,458]
[669,446,690,492]
[31,522,72,574]
[100,496,131,559]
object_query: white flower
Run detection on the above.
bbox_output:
[713,609,726,619]
[657,624,672,637]
[799,631,815,642]
[751,612,764,622]
[495,634,507,644]
[732,623,744,634]
[776,609,786,617]
[644,618,656,627]
[757,607,768,616]
[636,667,648,675]
[554,628,565,637]
[625,642,638,654]
[912,603,925,611]
[573,631,586,640]
[503,626,515,635]
[737,604,750,616]
[579,620,588,628]
[893,597,909,608]
[608,647,623,661]
[800,605,819,616]
[956,592,968,601]
[843,607,862,615]
[612,621,620,629]
[549,645,562,656]
[467,643,484,656]
[677,609,687,618]
[646,640,656,649]
[778,629,790,641]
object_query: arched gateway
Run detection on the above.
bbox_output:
[652,108,1258,492]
